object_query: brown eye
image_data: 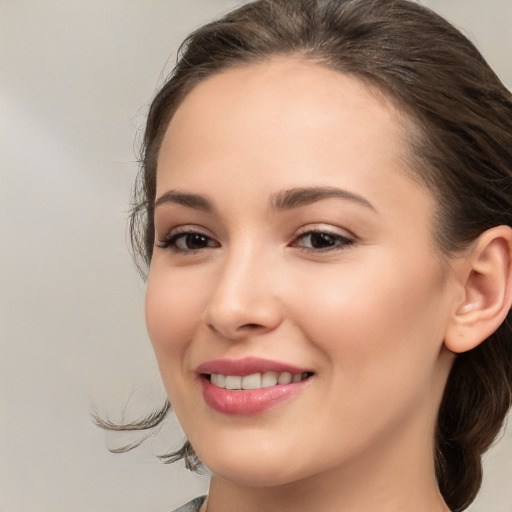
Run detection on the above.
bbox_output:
[176,233,212,250]
[293,230,354,252]
[307,232,337,249]
[157,231,219,252]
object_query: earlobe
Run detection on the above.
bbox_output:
[444,225,512,354]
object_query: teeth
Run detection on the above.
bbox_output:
[209,371,310,390]
[261,371,278,387]
[210,373,226,387]
[277,372,292,384]
[225,375,242,390]
[242,373,261,390]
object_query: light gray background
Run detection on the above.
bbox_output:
[1,1,511,511]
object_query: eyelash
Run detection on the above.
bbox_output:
[156,228,219,253]
[291,229,355,252]
[156,228,355,254]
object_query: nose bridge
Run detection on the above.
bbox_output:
[204,238,282,339]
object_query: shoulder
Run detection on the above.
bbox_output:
[171,496,207,512]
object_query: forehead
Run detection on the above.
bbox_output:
[156,58,434,230]
[158,57,409,175]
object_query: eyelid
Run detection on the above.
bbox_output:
[156,225,219,251]
[290,225,356,252]
[155,223,356,253]
[294,224,355,239]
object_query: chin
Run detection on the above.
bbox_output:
[208,461,303,488]
[193,438,310,488]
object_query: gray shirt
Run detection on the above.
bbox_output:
[172,496,207,512]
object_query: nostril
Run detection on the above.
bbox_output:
[206,322,261,332]
[240,323,263,330]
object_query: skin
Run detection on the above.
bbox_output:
[145,58,462,512]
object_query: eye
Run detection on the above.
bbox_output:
[292,229,354,252]
[157,229,219,253]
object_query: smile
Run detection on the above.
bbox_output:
[207,371,311,390]
[197,358,314,415]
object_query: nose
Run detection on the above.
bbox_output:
[202,246,283,341]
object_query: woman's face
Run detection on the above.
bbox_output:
[146,58,459,487]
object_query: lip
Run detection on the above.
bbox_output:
[200,377,310,415]
[196,357,310,377]
[196,357,313,416]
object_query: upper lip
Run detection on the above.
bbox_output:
[196,357,311,376]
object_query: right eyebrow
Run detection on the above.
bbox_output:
[154,190,214,212]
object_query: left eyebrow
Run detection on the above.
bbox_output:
[270,186,377,213]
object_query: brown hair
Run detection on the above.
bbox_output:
[98,1,512,510]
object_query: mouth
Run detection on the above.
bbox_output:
[197,358,314,415]
[204,371,314,390]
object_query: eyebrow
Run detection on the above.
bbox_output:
[270,186,377,213]
[154,186,376,214]
[154,190,214,212]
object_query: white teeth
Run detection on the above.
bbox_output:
[261,371,278,387]
[209,371,309,389]
[210,373,226,387]
[225,375,242,390]
[277,372,292,384]
[242,373,262,389]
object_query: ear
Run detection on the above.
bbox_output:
[444,225,512,354]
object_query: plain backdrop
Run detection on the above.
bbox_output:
[1,1,511,511]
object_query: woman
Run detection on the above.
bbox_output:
[99,0,512,511]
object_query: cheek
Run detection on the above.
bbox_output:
[291,252,449,384]
[144,269,209,417]
[283,256,451,459]
[145,267,205,364]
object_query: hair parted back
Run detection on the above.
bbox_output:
[103,1,512,510]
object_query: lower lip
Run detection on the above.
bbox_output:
[200,377,309,415]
